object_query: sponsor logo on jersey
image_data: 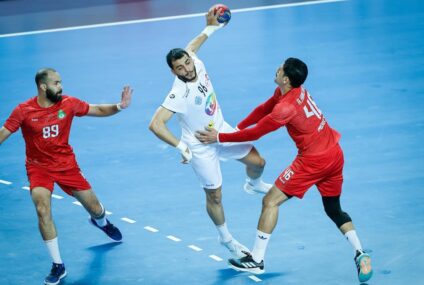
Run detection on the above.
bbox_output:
[31,118,39,122]
[195,96,203,105]
[205,93,217,116]
[169,93,176,99]
[58,110,66,119]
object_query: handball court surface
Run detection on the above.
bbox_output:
[0,0,423,284]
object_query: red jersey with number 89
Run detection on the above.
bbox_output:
[4,95,89,171]
[269,87,340,155]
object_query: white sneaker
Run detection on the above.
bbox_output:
[243,179,272,195]
[219,237,250,259]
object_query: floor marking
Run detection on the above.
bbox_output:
[105,211,112,215]
[0,0,346,38]
[188,245,203,252]
[166,235,181,242]
[248,275,262,282]
[209,255,223,262]
[52,194,64,199]
[144,226,159,233]
[121,217,136,224]
[22,186,30,191]
[73,201,82,206]
[0,179,12,185]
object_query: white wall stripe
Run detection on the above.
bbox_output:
[188,245,203,252]
[166,235,181,242]
[209,255,223,262]
[0,0,346,38]
[248,275,262,282]
[0,179,12,185]
[144,226,159,233]
[121,217,136,224]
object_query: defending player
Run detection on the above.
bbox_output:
[195,58,373,282]
[0,68,132,285]
[149,8,272,258]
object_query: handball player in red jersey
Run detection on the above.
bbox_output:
[195,58,373,283]
[0,68,132,285]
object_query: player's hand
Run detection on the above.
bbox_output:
[176,141,192,164]
[206,6,222,26]
[118,86,133,110]
[195,127,218,144]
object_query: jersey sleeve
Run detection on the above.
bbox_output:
[161,87,187,114]
[3,105,24,133]
[237,92,279,130]
[268,102,297,126]
[71,97,90,117]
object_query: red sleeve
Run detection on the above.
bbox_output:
[71,97,90,117]
[3,106,24,133]
[237,90,279,130]
[219,115,282,143]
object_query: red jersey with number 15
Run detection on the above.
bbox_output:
[4,95,89,171]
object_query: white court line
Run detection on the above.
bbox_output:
[73,201,82,206]
[248,275,263,282]
[209,255,223,262]
[22,186,30,191]
[166,235,181,242]
[188,245,203,252]
[105,210,112,215]
[144,226,159,233]
[0,0,345,38]
[121,217,136,224]
[0,179,12,185]
[52,194,64,199]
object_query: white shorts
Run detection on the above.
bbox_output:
[189,123,253,189]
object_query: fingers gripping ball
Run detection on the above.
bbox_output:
[212,4,231,24]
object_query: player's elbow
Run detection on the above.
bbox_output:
[148,118,162,135]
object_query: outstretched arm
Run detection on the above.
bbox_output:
[149,106,192,164]
[87,86,133,117]
[0,127,12,146]
[185,7,224,55]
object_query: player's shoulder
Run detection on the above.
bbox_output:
[169,79,189,99]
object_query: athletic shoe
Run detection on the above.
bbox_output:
[44,263,66,285]
[219,237,250,258]
[89,217,122,242]
[354,250,373,283]
[228,253,265,274]
[243,179,272,195]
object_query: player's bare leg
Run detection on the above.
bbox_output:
[228,186,289,274]
[238,147,272,194]
[31,187,67,285]
[204,187,249,258]
[73,189,122,242]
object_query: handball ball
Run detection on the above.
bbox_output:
[212,4,231,24]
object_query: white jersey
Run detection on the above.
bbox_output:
[162,55,225,147]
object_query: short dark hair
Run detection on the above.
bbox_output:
[166,48,190,69]
[35,68,56,87]
[283,58,308,88]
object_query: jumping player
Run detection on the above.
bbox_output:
[195,58,373,282]
[0,68,132,285]
[149,8,271,258]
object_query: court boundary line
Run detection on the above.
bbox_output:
[0,0,346,38]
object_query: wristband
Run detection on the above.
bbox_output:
[201,25,222,37]
[116,103,123,111]
[176,140,187,152]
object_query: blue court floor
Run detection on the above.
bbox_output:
[1,0,423,284]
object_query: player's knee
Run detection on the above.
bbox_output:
[35,203,51,219]
[325,207,352,228]
[206,189,222,205]
[262,194,278,209]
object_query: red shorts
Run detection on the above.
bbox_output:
[275,144,344,199]
[26,165,92,196]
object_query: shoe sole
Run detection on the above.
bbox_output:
[228,263,265,275]
[44,271,67,285]
[358,255,373,282]
[88,218,123,242]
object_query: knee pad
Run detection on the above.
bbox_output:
[323,196,352,227]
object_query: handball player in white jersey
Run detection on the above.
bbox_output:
[149,8,271,258]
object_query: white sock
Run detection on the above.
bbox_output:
[248,177,261,185]
[216,223,232,243]
[345,230,363,253]
[251,230,271,263]
[45,237,63,264]
[94,203,107,227]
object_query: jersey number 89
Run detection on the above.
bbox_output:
[42,124,59,139]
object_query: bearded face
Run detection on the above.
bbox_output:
[45,86,62,103]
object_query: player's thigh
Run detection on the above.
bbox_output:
[191,150,222,189]
[30,187,53,215]
[55,167,92,196]
[218,141,253,162]
[316,148,344,197]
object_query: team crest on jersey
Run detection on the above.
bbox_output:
[205,93,217,116]
[58,110,66,119]
[195,96,203,105]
